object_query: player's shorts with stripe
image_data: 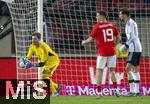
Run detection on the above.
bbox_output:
[96,55,116,69]
[127,52,141,66]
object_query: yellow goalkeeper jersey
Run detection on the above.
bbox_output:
[27,41,59,66]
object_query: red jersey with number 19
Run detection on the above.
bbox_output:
[90,21,119,56]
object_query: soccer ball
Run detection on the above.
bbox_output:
[19,57,28,68]
[19,61,25,68]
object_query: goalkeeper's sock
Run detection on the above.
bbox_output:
[42,75,57,93]
[53,83,58,89]
[50,79,57,93]
[50,78,58,90]
[129,80,135,93]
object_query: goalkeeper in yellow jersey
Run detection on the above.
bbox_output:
[25,32,61,96]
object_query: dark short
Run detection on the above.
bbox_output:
[127,52,141,66]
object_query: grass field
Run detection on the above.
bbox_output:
[50,96,150,104]
[0,96,149,104]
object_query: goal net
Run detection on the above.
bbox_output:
[6,0,150,96]
[6,0,39,79]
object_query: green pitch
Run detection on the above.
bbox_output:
[0,96,149,104]
[50,96,150,104]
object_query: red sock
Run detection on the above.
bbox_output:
[97,85,101,93]
[113,82,117,89]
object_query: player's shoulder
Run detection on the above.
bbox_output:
[39,41,51,49]
[93,21,116,30]
[127,18,137,26]
[100,21,116,28]
[39,41,48,46]
[91,23,100,31]
[29,43,35,48]
[93,23,99,28]
[129,18,135,23]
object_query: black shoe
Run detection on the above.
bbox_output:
[114,90,120,97]
[134,93,140,96]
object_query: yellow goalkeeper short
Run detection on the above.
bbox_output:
[42,62,59,77]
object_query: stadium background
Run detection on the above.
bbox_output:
[0,0,150,97]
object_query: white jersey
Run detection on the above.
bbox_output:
[125,18,142,52]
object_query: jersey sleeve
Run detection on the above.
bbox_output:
[40,45,49,63]
[27,45,34,60]
[126,23,136,45]
[90,25,98,38]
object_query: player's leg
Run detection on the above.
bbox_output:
[131,52,141,96]
[42,70,57,94]
[96,56,107,97]
[125,52,136,96]
[133,66,140,96]
[96,69,103,96]
[125,63,135,96]
[109,68,119,97]
[42,64,61,96]
[107,55,119,97]
[49,63,62,94]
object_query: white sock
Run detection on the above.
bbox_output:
[129,82,135,93]
[134,72,140,93]
[134,83,140,93]
[128,71,135,80]
[128,71,135,93]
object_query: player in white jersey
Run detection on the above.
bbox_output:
[119,8,142,96]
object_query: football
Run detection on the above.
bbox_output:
[19,61,25,68]
[19,57,28,68]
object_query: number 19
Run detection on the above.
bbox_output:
[102,28,114,42]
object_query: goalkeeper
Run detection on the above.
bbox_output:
[25,32,61,96]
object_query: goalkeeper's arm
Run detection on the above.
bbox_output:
[34,62,45,67]
[26,61,45,68]
[24,57,45,68]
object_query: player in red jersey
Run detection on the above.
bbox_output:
[82,11,121,97]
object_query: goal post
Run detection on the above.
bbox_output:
[37,0,43,38]
[6,0,40,79]
[37,0,43,79]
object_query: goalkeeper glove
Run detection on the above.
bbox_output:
[20,57,29,64]
[25,61,35,69]
[19,57,29,68]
